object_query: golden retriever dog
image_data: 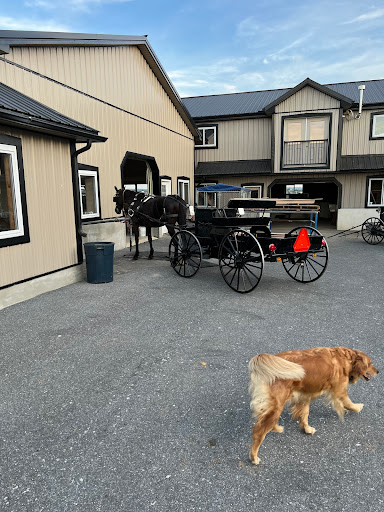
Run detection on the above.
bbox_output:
[248,346,378,465]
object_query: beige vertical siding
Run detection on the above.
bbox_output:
[276,86,340,113]
[195,118,271,164]
[338,173,367,208]
[6,46,192,138]
[0,45,195,216]
[0,128,77,288]
[341,109,384,155]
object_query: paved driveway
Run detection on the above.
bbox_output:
[1,229,383,511]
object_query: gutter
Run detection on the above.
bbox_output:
[70,140,93,264]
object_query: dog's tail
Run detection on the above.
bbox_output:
[249,353,305,385]
[248,354,305,418]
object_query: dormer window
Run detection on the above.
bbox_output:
[195,125,218,148]
[282,115,330,169]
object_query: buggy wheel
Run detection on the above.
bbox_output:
[169,230,202,278]
[218,229,264,293]
[361,217,384,245]
[282,226,329,283]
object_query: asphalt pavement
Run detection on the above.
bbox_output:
[1,226,383,511]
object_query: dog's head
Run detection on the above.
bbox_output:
[349,350,379,384]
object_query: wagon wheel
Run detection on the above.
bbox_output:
[282,226,329,283]
[218,229,264,293]
[361,217,384,245]
[169,230,202,278]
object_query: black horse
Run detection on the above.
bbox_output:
[113,187,187,259]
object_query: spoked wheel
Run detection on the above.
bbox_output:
[218,229,264,293]
[361,217,384,245]
[282,226,329,283]
[169,230,202,277]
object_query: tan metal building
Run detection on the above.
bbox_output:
[0,31,198,239]
[184,78,384,229]
[0,31,198,308]
[0,82,106,308]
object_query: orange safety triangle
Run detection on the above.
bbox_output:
[293,228,311,252]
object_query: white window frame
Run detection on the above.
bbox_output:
[372,114,384,138]
[367,178,384,206]
[161,178,172,197]
[178,178,190,203]
[196,126,217,148]
[0,143,24,240]
[78,169,100,220]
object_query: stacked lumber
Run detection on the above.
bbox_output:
[228,198,320,211]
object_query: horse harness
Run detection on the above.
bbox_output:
[123,191,179,224]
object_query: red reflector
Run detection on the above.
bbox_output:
[321,238,326,246]
[269,243,276,252]
[293,229,311,252]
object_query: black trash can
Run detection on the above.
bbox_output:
[84,242,115,283]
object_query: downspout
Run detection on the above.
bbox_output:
[70,140,93,264]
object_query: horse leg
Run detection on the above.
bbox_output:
[133,221,140,260]
[147,227,154,259]
[167,220,176,238]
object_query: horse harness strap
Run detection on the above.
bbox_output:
[123,192,178,222]
[123,191,155,218]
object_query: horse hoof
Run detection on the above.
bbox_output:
[133,255,139,260]
[148,254,154,260]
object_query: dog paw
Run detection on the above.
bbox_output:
[272,425,284,433]
[304,426,316,435]
[353,403,364,413]
[249,451,260,465]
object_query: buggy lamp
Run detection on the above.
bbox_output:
[269,243,276,252]
[321,238,326,246]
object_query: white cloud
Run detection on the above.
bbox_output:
[0,16,70,32]
[236,16,260,38]
[342,8,384,24]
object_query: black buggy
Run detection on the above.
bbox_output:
[169,198,329,293]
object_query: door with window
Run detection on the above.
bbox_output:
[160,178,172,235]
[178,178,190,204]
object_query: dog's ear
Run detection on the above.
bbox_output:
[352,357,365,375]
[351,351,370,375]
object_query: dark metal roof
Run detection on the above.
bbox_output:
[196,160,272,176]
[183,79,384,119]
[0,81,106,142]
[183,89,288,118]
[339,154,384,171]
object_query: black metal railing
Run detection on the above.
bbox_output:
[283,140,328,167]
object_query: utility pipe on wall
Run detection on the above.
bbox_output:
[355,85,365,119]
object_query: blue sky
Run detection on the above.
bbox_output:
[1,0,383,97]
